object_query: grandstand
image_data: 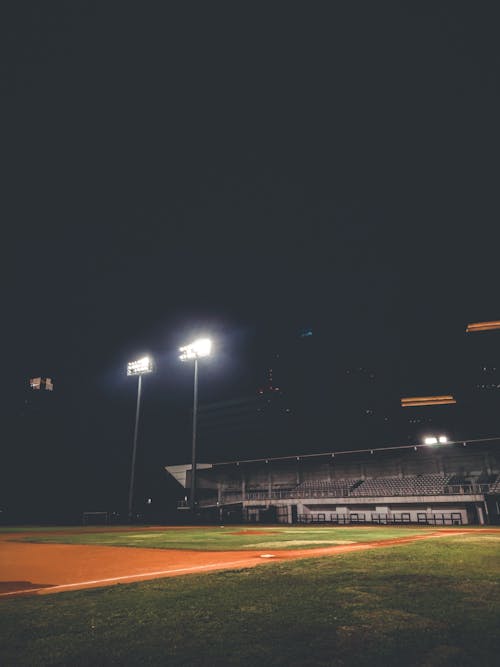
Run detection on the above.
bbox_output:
[166,437,500,525]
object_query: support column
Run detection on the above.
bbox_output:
[477,504,485,525]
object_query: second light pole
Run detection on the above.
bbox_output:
[179,338,212,511]
[126,356,154,521]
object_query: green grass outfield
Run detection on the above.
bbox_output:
[1,532,499,666]
[15,525,439,550]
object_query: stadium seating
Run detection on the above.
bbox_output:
[489,477,500,493]
[350,473,453,496]
[293,479,361,498]
[214,472,497,506]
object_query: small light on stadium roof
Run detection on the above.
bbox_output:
[179,338,212,361]
[127,356,154,376]
[424,435,449,445]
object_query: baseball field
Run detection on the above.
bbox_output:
[1,525,499,665]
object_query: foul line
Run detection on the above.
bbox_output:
[0,559,258,598]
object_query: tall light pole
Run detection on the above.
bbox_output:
[179,338,212,511]
[127,356,153,521]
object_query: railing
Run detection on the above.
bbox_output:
[444,483,491,495]
[296,512,463,526]
[194,483,494,507]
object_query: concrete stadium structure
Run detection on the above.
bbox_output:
[166,438,500,525]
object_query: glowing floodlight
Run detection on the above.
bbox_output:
[127,356,153,376]
[423,435,448,445]
[179,338,212,361]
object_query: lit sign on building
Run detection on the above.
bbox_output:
[401,395,456,408]
[466,321,500,333]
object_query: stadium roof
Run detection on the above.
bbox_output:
[211,436,500,468]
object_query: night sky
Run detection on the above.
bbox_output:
[3,2,500,518]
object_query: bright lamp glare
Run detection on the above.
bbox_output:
[179,338,212,361]
[424,437,438,445]
[127,356,153,376]
[438,435,448,443]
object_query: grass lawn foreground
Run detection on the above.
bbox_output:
[1,531,499,666]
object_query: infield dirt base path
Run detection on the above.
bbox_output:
[1,527,498,598]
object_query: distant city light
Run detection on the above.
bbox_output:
[179,338,212,361]
[127,356,153,376]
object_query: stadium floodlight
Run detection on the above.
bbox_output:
[423,435,448,445]
[127,356,154,521]
[127,356,153,376]
[179,338,212,361]
[179,338,213,511]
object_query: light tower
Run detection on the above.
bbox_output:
[126,356,153,521]
[179,338,212,511]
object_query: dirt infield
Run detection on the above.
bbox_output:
[0,527,497,598]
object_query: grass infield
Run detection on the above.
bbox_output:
[1,531,499,666]
[16,525,436,550]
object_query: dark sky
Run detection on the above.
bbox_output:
[2,2,500,514]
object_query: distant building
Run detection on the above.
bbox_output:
[29,377,54,391]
